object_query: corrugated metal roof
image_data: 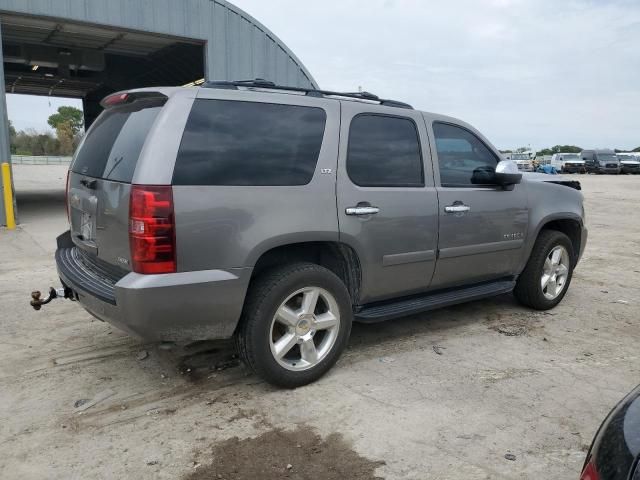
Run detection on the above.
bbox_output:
[0,0,317,88]
[1,14,181,56]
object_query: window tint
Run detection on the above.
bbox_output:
[433,122,499,186]
[72,99,163,182]
[347,115,424,187]
[173,99,326,186]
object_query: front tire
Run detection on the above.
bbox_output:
[514,230,574,310]
[236,263,352,388]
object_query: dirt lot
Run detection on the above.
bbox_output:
[1,165,639,479]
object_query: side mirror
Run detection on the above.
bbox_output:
[494,160,522,187]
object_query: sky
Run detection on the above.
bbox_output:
[7,94,82,133]
[231,0,640,151]
[6,0,639,150]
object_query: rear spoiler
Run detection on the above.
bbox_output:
[100,91,168,109]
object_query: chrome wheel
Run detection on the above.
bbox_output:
[269,287,341,371]
[541,245,570,300]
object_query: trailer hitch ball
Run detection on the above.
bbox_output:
[30,287,70,310]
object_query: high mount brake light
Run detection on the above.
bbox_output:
[129,185,176,274]
[100,91,168,109]
[101,93,129,108]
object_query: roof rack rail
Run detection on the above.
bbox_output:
[201,79,413,109]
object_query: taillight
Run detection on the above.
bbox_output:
[65,170,70,222]
[129,185,176,274]
[580,459,599,480]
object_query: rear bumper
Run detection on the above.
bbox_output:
[55,231,251,341]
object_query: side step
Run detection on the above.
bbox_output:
[354,279,516,323]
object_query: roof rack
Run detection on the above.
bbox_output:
[201,79,413,110]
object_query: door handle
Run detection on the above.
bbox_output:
[444,204,470,213]
[345,206,380,216]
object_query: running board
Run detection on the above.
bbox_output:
[354,279,516,323]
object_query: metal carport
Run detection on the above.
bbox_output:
[0,0,317,226]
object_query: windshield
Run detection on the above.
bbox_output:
[617,154,634,161]
[72,98,164,182]
[511,153,529,160]
[560,154,580,160]
[596,153,618,162]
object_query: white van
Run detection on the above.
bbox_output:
[550,153,585,173]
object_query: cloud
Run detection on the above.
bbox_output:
[6,1,638,150]
[233,0,640,149]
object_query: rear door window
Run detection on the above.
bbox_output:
[173,99,327,186]
[72,98,164,182]
[346,114,424,187]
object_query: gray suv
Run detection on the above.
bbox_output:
[45,80,587,387]
[581,149,621,174]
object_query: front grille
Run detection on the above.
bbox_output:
[56,247,126,304]
[606,164,618,168]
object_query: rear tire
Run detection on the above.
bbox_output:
[236,263,352,388]
[514,230,574,310]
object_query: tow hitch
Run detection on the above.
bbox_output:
[30,287,74,310]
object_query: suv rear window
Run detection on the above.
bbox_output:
[173,99,327,186]
[72,98,164,182]
[173,99,326,186]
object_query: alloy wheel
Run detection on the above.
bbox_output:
[269,287,341,371]
[541,245,570,300]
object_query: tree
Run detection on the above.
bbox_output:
[8,120,16,153]
[536,145,582,156]
[633,146,640,152]
[56,121,75,155]
[47,106,84,136]
[12,128,59,156]
[47,106,83,156]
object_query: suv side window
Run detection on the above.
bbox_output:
[347,114,424,187]
[173,99,326,186]
[433,122,499,187]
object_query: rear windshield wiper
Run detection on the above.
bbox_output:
[103,156,124,179]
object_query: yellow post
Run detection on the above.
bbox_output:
[1,162,16,229]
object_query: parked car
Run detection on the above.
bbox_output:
[36,80,588,387]
[580,384,640,480]
[550,153,585,173]
[504,152,534,172]
[581,149,621,174]
[616,154,640,174]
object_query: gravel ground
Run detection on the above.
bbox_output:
[1,165,639,479]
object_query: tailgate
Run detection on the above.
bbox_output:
[68,93,167,270]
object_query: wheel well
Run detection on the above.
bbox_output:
[251,242,362,303]
[540,219,582,258]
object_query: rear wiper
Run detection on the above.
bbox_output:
[103,156,124,179]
